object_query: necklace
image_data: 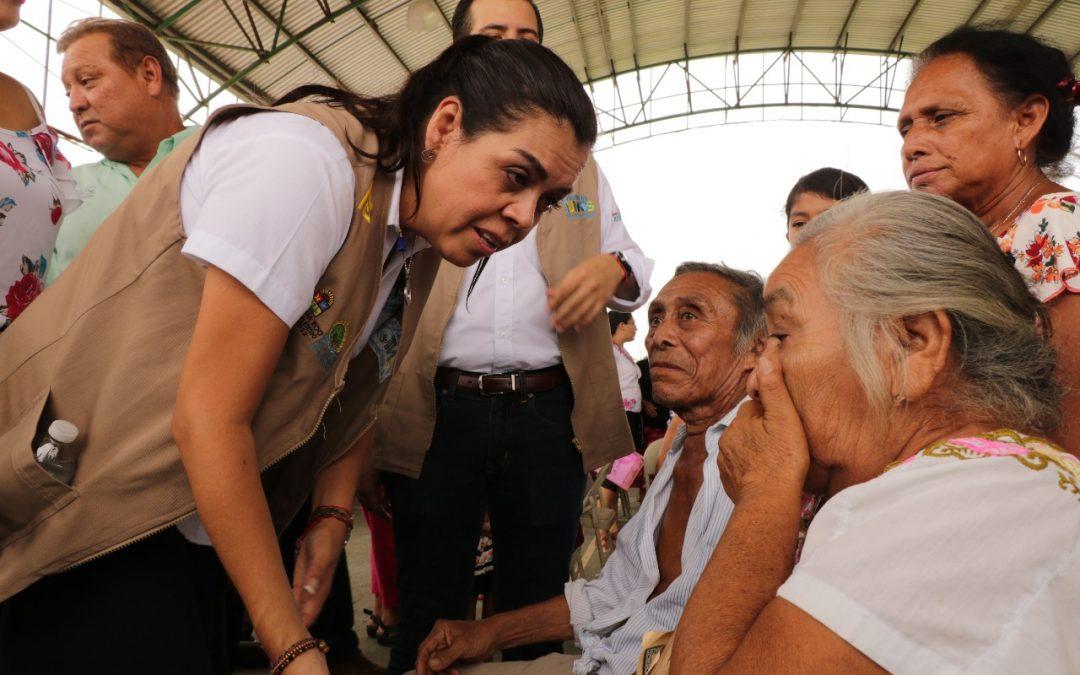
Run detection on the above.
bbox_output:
[990,178,1045,238]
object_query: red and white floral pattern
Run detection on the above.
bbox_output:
[0,94,79,331]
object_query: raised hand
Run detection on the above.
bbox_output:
[718,337,810,501]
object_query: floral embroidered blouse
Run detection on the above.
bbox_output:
[997,191,1080,303]
[0,84,80,331]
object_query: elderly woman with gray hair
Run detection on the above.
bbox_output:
[664,191,1079,674]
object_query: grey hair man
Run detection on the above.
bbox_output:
[412,262,764,675]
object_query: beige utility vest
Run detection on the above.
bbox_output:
[375,156,632,476]
[0,102,439,601]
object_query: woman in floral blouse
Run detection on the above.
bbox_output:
[899,26,1080,455]
[0,0,80,331]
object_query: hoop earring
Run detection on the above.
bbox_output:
[420,148,437,163]
[1017,148,1027,166]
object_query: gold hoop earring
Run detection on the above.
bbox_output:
[420,148,437,163]
[1017,148,1027,166]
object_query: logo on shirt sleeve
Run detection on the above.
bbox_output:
[561,194,596,219]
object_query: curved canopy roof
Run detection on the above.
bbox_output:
[105,0,1079,122]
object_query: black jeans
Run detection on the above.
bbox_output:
[385,382,585,674]
[0,528,235,675]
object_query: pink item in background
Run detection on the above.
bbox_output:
[606,452,645,490]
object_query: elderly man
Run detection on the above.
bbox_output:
[47,18,195,283]
[410,262,764,675]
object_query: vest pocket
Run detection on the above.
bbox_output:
[0,389,79,548]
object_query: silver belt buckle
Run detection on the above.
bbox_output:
[478,372,517,395]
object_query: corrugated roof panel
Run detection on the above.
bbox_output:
[374,4,454,72]
[104,0,1080,114]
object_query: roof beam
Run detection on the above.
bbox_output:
[787,0,806,49]
[626,0,640,65]
[1026,0,1064,33]
[964,0,991,24]
[1003,0,1037,27]
[734,0,748,52]
[592,0,616,78]
[156,0,206,33]
[434,0,452,31]
[244,0,347,88]
[887,0,923,52]
[183,0,371,118]
[685,0,693,52]
[567,0,593,83]
[834,0,861,47]
[353,2,412,74]
[109,0,269,102]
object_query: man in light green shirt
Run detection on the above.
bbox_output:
[47,18,195,284]
[47,127,196,283]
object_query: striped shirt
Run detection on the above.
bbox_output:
[565,409,738,674]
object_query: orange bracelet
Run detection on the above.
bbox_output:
[294,504,354,553]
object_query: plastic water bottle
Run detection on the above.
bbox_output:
[35,420,78,485]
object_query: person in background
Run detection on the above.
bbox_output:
[598,310,644,546]
[362,507,400,646]
[899,25,1080,456]
[367,1,653,672]
[46,18,195,284]
[670,191,1078,673]
[637,357,671,447]
[609,311,644,451]
[0,0,79,330]
[784,167,868,243]
[413,263,764,675]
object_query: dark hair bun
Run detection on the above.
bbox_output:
[918,26,1077,175]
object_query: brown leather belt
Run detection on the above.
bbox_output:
[434,365,569,395]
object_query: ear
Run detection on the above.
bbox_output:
[1012,93,1050,154]
[141,55,165,98]
[895,310,952,402]
[423,95,464,155]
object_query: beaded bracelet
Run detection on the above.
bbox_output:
[270,637,328,675]
[294,504,354,553]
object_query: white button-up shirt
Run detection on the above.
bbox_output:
[564,408,739,675]
[438,165,654,372]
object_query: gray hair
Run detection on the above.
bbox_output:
[674,261,766,353]
[796,190,1061,434]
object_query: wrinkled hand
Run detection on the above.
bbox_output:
[547,253,625,333]
[416,619,499,675]
[718,337,810,501]
[291,519,347,626]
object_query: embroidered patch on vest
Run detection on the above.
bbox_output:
[310,289,334,317]
[296,289,335,339]
[562,194,596,219]
[357,185,374,223]
[310,320,349,369]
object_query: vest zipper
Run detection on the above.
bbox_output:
[59,388,344,573]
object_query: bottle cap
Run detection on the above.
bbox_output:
[48,420,78,444]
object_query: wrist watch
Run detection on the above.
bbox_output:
[610,251,634,283]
